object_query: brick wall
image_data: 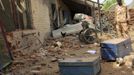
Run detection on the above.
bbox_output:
[6,0,51,50]
[30,0,51,41]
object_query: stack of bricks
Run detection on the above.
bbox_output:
[104,11,116,26]
[95,10,115,25]
[129,9,134,26]
[95,9,134,31]
[95,10,116,32]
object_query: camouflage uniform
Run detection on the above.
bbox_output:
[115,5,129,38]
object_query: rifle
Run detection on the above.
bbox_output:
[126,6,129,24]
[126,6,130,30]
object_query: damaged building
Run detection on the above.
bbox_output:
[0,0,102,73]
[0,0,51,50]
[1,0,134,75]
[0,0,99,50]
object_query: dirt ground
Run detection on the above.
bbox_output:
[1,29,134,75]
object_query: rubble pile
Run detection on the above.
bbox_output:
[3,36,92,75]
[2,34,134,75]
[4,48,47,75]
[95,11,116,35]
[101,9,134,31]
[104,11,115,26]
[100,9,134,31]
[102,11,116,33]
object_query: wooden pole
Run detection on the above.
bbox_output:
[0,20,13,60]
[97,0,102,35]
[93,2,95,25]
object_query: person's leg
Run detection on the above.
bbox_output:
[116,22,122,37]
[120,23,124,37]
[121,22,129,38]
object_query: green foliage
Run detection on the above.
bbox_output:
[102,0,124,11]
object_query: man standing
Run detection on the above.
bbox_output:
[115,0,130,38]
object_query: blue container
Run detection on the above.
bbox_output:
[101,38,132,60]
[58,56,101,75]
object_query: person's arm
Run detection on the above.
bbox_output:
[126,7,130,21]
[114,6,117,23]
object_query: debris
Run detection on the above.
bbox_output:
[94,43,99,46]
[4,33,134,75]
[116,58,125,67]
[124,54,134,68]
[87,50,97,54]
[31,66,42,70]
[55,70,59,73]
[69,53,76,56]
[49,53,55,57]
[51,57,58,62]
[48,65,52,68]
[113,62,122,68]
[39,48,48,57]
[13,60,24,64]
[30,55,36,59]
[30,70,41,75]
[80,45,84,48]
[40,63,46,66]
[56,41,62,48]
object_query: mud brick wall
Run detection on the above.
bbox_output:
[6,0,51,50]
[30,0,51,41]
[6,31,41,50]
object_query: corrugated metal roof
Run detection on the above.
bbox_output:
[70,0,102,7]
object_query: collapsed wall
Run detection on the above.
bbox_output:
[94,10,116,33]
